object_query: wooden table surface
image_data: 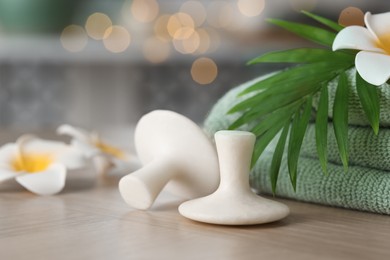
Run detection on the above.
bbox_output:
[1,173,390,260]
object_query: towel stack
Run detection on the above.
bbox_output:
[204,69,390,214]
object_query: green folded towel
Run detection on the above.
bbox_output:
[302,123,390,171]
[250,152,390,214]
[204,70,390,214]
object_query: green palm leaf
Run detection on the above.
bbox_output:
[225,12,369,191]
[301,11,344,32]
[237,61,353,96]
[228,63,353,130]
[228,85,318,130]
[270,122,290,193]
[247,48,353,65]
[356,72,380,135]
[287,96,312,190]
[267,18,337,47]
[315,85,329,175]
[251,99,303,136]
[251,117,290,168]
[333,71,349,171]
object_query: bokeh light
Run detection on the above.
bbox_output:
[237,0,265,17]
[180,1,207,27]
[61,25,88,53]
[103,25,131,53]
[173,27,195,40]
[191,57,218,85]
[338,6,365,27]
[195,28,211,54]
[207,1,234,29]
[167,12,195,38]
[131,0,159,23]
[173,30,200,54]
[154,15,172,42]
[85,13,112,40]
[143,37,171,63]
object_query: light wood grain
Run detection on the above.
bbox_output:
[1,175,390,260]
[0,131,390,260]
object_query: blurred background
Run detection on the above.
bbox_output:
[0,0,389,137]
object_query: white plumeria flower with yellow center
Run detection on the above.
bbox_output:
[0,135,86,195]
[57,124,138,176]
[333,11,390,86]
[332,12,390,86]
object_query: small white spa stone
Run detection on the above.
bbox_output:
[119,110,220,210]
[179,130,289,225]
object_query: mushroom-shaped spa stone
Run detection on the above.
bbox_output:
[179,130,289,225]
[119,110,220,210]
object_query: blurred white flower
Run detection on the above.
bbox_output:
[57,124,138,176]
[0,135,86,195]
[333,11,390,86]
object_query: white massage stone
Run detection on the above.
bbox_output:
[119,110,220,210]
[179,130,289,225]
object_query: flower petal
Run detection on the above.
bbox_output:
[0,168,18,182]
[18,136,86,170]
[57,124,92,143]
[0,143,17,169]
[15,163,66,195]
[71,139,101,158]
[355,51,390,86]
[19,135,68,154]
[365,12,390,42]
[332,26,384,53]
[56,146,87,170]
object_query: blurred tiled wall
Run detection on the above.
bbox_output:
[0,61,281,130]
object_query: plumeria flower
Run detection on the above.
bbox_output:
[333,11,390,86]
[57,124,138,176]
[0,135,86,195]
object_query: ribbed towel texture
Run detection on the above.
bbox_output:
[204,69,390,214]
